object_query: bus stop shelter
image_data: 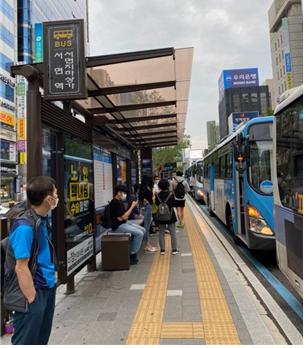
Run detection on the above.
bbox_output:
[10,44,193,288]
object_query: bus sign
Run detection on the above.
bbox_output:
[43,19,87,100]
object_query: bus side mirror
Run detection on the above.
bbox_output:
[232,142,246,173]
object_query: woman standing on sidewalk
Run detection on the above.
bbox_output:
[139,175,157,252]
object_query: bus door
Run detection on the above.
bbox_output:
[209,162,215,211]
[233,138,247,239]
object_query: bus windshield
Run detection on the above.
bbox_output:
[248,123,273,195]
[276,98,303,214]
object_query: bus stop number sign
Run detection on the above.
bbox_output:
[43,19,87,100]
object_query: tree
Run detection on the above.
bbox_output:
[263,108,274,116]
[152,136,191,173]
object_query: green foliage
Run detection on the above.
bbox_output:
[263,108,274,116]
[152,136,191,173]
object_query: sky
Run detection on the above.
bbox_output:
[88,0,274,149]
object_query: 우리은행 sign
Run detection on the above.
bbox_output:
[43,19,87,100]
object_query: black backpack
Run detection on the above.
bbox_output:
[1,201,28,294]
[1,207,41,312]
[156,193,173,222]
[174,178,186,199]
[102,204,112,229]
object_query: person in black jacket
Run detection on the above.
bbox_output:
[155,179,179,255]
[139,175,157,252]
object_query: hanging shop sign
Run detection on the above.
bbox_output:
[19,151,26,164]
[43,19,87,100]
[66,236,94,276]
[17,119,26,140]
[16,82,26,96]
[0,111,15,126]
[17,140,26,152]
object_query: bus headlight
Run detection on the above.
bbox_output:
[247,206,274,236]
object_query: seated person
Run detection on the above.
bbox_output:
[109,185,145,265]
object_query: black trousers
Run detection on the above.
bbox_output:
[12,287,56,345]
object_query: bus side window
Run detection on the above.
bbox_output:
[221,156,226,179]
[227,153,232,178]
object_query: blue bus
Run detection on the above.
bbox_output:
[272,85,303,297]
[203,116,275,250]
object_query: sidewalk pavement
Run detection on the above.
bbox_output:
[1,204,287,345]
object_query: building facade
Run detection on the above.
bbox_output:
[0,0,18,203]
[1,0,89,204]
[264,78,277,111]
[218,85,271,139]
[268,0,303,100]
[206,120,216,151]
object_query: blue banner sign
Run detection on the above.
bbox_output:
[284,53,292,73]
[219,68,259,97]
[34,23,43,63]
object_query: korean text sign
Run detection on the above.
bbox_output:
[219,68,259,96]
[43,19,87,100]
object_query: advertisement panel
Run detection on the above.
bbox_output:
[93,146,113,209]
[228,111,259,134]
[219,68,259,96]
[66,236,94,276]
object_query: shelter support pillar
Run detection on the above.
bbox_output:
[26,68,42,179]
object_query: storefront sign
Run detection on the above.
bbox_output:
[66,236,94,276]
[0,111,15,126]
[0,100,15,112]
[0,128,16,142]
[43,19,87,100]
[17,119,26,140]
[0,72,15,88]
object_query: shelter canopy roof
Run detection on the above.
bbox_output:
[75,47,193,148]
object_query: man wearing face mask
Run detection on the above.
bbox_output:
[4,176,58,345]
[109,185,145,264]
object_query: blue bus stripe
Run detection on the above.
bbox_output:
[239,247,303,320]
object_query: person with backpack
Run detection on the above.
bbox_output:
[155,179,179,255]
[171,170,191,228]
[3,176,58,345]
[109,185,145,265]
[139,175,157,253]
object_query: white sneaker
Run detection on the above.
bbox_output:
[171,250,180,255]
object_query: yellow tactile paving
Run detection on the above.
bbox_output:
[125,237,171,345]
[185,206,241,345]
[126,203,240,345]
[160,322,204,339]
